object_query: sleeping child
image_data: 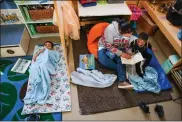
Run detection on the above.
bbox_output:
[24,41,60,105]
[130,32,157,77]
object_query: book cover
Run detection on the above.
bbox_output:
[121,52,144,65]
[79,54,95,70]
[11,58,31,74]
[0,9,23,25]
[162,59,173,74]
[169,55,180,65]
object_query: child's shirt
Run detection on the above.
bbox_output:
[130,40,152,54]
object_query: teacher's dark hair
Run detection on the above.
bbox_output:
[118,19,133,34]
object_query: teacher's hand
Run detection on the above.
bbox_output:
[121,53,132,59]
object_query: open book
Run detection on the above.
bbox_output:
[11,58,31,74]
[121,52,144,65]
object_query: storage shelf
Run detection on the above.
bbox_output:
[16,1,58,38]
[0,22,24,25]
[25,19,53,24]
[31,33,59,38]
[78,2,132,17]
[15,1,53,5]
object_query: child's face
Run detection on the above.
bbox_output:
[122,32,132,38]
[44,42,53,50]
[137,39,146,47]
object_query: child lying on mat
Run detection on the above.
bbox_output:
[33,41,54,62]
[130,32,157,77]
[24,41,60,105]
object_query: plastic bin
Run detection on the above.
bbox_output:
[128,5,142,21]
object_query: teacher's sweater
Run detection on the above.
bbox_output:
[98,21,137,56]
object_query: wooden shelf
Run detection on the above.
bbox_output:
[140,1,181,56]
[25,19,53,24]
[15,1,53,5]
[15,1,59,38]
[31,33,59,38]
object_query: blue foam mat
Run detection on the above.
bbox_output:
[147,48,172,90]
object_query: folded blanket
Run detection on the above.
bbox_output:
[129,66,161,94]
[24,49,60,105]
[71,68,117,88]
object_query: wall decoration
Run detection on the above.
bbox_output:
[0,9,24,25]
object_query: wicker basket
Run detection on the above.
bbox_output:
[36,25,59,33]
[28,9,54,20]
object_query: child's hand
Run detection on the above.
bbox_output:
[152,48,157,52]
[40,48,46,53]
[128,53,134,56]
[121,53,132,59]
[33,56,37,62]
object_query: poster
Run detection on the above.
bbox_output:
[0,9,24,25]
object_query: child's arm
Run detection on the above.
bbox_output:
[33,48,45,62]
[129,40,136,54]
[129,41,134,49]
[148,43,152,49]
[148,43,157,52]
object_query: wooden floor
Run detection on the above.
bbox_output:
[28,31,182,120]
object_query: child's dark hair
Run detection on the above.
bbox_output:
[44,41,54,48]
[138,32,148,42]
[118,19,133,34]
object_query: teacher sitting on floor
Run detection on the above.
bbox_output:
[98,19,137,89]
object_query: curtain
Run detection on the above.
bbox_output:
[53,1,80,40]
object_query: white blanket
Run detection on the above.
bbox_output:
[71,68,117,88]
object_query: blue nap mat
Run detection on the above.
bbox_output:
[147,48,172,90]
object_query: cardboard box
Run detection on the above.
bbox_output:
[137,12,158,36]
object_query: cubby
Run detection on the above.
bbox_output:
[15,1,59,38]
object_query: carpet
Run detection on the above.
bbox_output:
[72,31,172,115]
[0,56,62,121]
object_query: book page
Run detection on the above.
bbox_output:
[11,58,31,74]
[121,52,144,65]
[133,52,144,64]
[121,57,134,65]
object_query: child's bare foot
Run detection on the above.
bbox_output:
[152,48,157,52]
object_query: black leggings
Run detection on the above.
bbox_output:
[135,51,152,77]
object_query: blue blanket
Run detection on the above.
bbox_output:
[129,66,161,94]
[24,49,60,105]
